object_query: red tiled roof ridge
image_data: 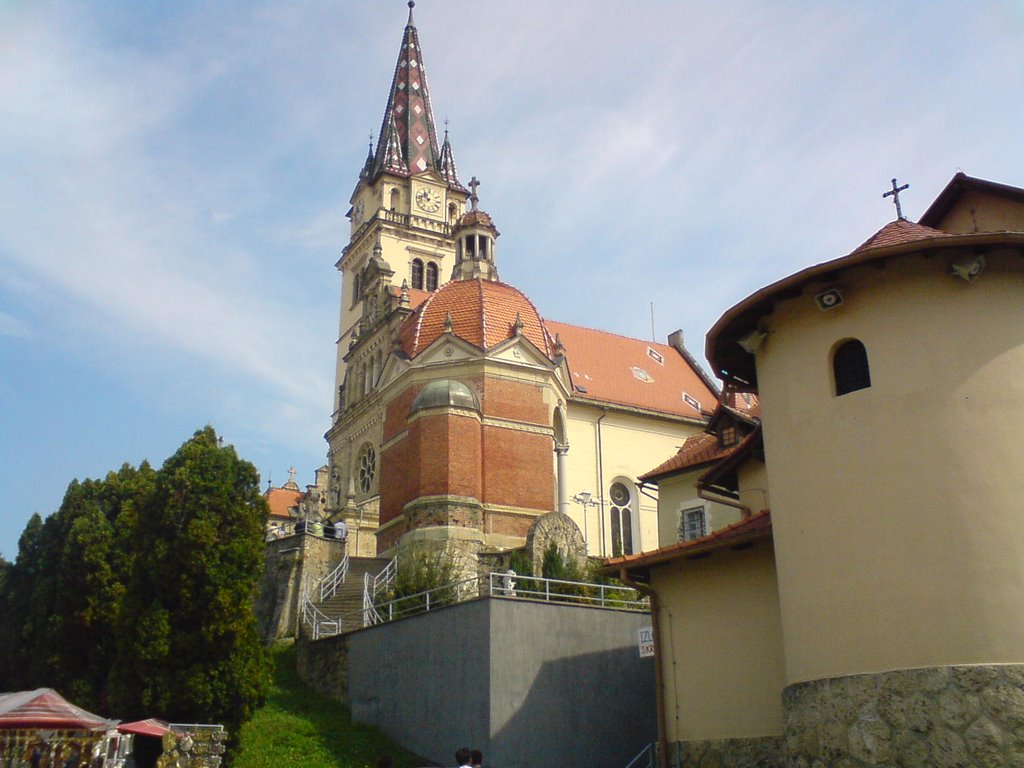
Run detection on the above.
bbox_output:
[546,318,679,350]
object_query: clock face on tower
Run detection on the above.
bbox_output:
[415,187,442,213]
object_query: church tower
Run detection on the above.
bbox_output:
[325,3,470,555]
[333,1,468,417]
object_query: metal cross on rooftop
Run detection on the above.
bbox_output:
[468,176,480,211]
[883,177,910,220]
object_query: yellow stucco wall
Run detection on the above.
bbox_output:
[753,250,1024,684]
[654,469,742,548]
[652,541,785,740]
[931,190,1024,234]
[563,406,700,557]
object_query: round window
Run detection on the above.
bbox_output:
[357,444,376,494]
[609,482,631,506]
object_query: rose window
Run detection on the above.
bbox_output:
[358,444,376,494]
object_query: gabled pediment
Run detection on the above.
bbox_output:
[487,334,557,370]
[412,333,483,368]
[379,351,412,390]
[919,173,1024,234]
[412,168,447,187]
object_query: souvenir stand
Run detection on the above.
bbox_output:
[0,689,114,768]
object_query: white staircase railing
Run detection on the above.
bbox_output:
[362,556,398,626]
[319,553,350,601]
[622,743,655,768]
[361,571,648,627]
[300,573,340,639]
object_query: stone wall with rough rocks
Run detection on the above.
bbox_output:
[666,736,782,768]
[256,533,345,642]
[783,664,1024,767]
[295,632,349,701]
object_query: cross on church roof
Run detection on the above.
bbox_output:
[468,176,480,211]
[883,177,910,220]
[288,466,297,483]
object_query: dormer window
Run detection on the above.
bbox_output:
[720,425,738,447]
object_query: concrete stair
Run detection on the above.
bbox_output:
[313,555,390,633]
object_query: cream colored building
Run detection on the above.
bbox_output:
[612,173,1024,768]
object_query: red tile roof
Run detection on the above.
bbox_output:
[399,278,554,358]
[638,434,733,481]
[547,321,715,419]
[265,487,302,521]
[389,285,432,310]
[851,218,948,253]
[605,510,772,572]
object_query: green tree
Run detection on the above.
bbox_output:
[0,513,44,690]
[50,463,154,710]
[111,427,271,749]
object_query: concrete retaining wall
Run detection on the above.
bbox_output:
[342,597,656,768]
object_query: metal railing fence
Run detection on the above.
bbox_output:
[363,571,648,627]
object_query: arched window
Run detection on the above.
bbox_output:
[833,339,871,396]
[411,258,424,290]
[609,480,635,557]
[390,188,400,212]
[425,262,439,291]
[352,273,361,304]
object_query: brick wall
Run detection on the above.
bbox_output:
[480,376,548,424]
[482,427,554,510]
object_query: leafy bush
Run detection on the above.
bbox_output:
[385,545,465,615]
[505,548,533,577]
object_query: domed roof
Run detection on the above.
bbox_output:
[398,278,554,359]
[411,379,479,412]
[454,209,498,233]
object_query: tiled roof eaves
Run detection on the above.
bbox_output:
[706,229,1024,388]
[638,455,723,483]
[638,433,731,481]
[569,392,710,424]
[698,425,762,489]
[603,510,772,572]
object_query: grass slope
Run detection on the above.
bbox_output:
[235,645,422,768]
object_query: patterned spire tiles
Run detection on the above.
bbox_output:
[372,10,443,180]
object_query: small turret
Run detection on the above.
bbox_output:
[451,177,500,281]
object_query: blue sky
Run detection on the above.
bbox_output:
[2,1,1022,559]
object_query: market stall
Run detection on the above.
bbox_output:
[0,689,114,768]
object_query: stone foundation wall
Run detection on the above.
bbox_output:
[667,736,783,767]
[783,664,1024,767]
[255,534,345,643]
[295,633,349,702]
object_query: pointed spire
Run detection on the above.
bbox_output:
[379,112,408,175]
[360,133,374,180]
[372,4,443,179]
[438,122,465,190]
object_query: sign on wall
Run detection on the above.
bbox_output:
[638,627,655,658]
